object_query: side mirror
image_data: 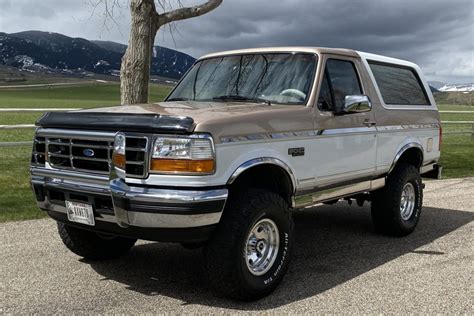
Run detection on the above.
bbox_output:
[341,95,372,114]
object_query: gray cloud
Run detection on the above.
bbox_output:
[1,0,472,83]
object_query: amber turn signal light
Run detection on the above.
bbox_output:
[112,153,126,169]
[150,158,215,174]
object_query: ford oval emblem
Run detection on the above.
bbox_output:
[83,149,95,157]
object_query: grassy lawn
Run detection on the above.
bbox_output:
[439,134,474,178]
[0,85,472,222]
[438,104,473,111]
[0,130,35,142]
[0,83,172,222]
[438,105,473,178]
[0,146,42,222]
[0,83,171,108]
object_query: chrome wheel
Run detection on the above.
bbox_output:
[245,218,280,276]
[400,182,416,220]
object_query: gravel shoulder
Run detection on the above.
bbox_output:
[1,177,473,314]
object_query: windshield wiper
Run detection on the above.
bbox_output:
[213,95,270,105]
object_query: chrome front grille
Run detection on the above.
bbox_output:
[47,138,113,174]
[35,130,149,178]
[31,137,46,165]
[123,137,148,177]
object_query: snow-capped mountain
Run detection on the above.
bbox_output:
[0,31,195,79]
[438,83,474,92]
[428,81,447,90]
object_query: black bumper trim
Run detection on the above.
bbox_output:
[114,197,226,215]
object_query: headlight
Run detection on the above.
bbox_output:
[150,136,215,174]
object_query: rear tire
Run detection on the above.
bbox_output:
[371,163,423,236]
[204,189,294,301]
[57,222,137,260]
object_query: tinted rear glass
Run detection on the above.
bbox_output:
[368,61,430,105]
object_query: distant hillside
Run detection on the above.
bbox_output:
[429,85,439,93]
[434,91,473,106]
[92,40,195,80]
[428,81,446,90]
[0,31,195,80]
[90,40,127,54]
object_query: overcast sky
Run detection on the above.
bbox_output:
[1,0,473,83]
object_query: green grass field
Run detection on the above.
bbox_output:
[0,85,472,222]
[439,134,474,179]
[0,83,172,222]
[0,82,171,108]
[0,147,39,222]
[437,104,474,178]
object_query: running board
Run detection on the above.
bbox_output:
[292,178,385,209]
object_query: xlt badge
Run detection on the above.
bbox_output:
[288,147,305,157]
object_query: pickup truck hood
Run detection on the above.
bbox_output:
[36,101,313,140]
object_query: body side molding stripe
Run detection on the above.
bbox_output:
[220,124,439,143]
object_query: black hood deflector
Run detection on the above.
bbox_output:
[36,112,195,134]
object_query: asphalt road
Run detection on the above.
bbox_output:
[1,178,473,314]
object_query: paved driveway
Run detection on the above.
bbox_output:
[1,178,473,313]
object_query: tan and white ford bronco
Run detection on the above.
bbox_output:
[30,47,442,300]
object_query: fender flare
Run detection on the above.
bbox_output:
[388,142,424,174]
[227,157,297,195]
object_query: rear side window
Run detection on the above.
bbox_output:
[368,61,430,106]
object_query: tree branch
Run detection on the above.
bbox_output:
[157,0,222,26]
[86,0,123,33]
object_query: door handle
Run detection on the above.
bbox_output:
[363,120,377,127]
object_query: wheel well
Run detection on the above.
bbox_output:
[228,164,294,206]
[395,147,423,169]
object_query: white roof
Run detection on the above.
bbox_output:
[356,51,419,68]
[199,46,419,68]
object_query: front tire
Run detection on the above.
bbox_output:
[371,163,423,236]
[204,189,294,301]
[57,222,137,260]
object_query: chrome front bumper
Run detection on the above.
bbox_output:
[31,168,228,230]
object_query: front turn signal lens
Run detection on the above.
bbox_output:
[150,159,215,173]
[112,153,126,169]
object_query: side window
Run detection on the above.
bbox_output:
[318,71,334,111]
[368,61,430,105]
[318,59,362,112]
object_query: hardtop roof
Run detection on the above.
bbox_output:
[199,46,418,68]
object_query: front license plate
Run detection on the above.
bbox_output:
[65,200,95,226]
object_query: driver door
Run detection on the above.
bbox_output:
[311,56,377,186]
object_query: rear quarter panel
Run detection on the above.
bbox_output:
[358,52,441,173]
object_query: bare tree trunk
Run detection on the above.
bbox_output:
[120,0,222,105]
[120,0,157,105]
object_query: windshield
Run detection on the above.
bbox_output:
[166,53,317,105]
